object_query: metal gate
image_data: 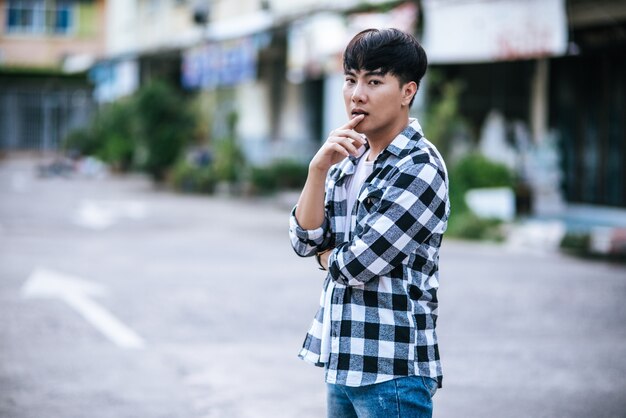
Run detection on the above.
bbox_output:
[0,88,95,151]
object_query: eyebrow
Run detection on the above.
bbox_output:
[344,70,386,77]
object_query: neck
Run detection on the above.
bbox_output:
[365,116,410,161]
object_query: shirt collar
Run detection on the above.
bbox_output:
[383,118,424,158]
[334,118,424,180]
[336,142,369,179]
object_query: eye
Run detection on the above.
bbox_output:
[345,77,356,84]
[369,79,382,86]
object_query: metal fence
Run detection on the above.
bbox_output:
[0,88,95,151]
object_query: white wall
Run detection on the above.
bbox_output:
[136,0,202,50]
[279,82,306,142]
[236,81,270,140]
[323,72,348,140]
[106,0,202,56]
[107,0,138,55]
[236,81,271,164]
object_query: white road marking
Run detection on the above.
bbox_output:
[21,268,145,349]
[11,173,29,193]
[73,200,147,230]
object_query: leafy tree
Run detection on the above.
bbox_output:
[134,81,196,181]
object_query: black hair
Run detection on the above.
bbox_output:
[343,28,428,106]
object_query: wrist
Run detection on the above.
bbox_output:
[308,162,329,177]
[315,249,331,271]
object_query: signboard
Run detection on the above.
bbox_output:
[423,0,568,63]
[182,37,258,90]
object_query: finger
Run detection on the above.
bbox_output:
[340,114,365,130]
[327,136,360,155]
[329,143,351,158]
[327,137,359,156]
[332,129,367,145]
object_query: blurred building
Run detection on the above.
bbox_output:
[91,0,419,163]
[551,0,626,210]
[2,0,624,218]
[179,0,421,164]
[421,0,626,213]
[0,0,104,150]
[91,0,205,102]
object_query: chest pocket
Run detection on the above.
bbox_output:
[358,186,383,214]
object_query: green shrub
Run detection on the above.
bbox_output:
[451,153,514,190]
[449,153,514,213]
[98,133,135,171]
[63,100,136,171]
[134,81,196,181]
[213,137,245,183]
[423,71,466,159]
[95,102,136,170]
[249,166,278,195]
[271,160,308,189]
[446,212,504,241]
[560,232,590,254]
[248,159,308,195]
[170,160,216,194]
[446,153,514,240]
[63,82,198,178]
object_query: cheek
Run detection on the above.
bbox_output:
[380,91,402,108]
[343,89,351,104]
[343,93,352,114]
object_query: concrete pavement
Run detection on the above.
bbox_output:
[1,155,625,418]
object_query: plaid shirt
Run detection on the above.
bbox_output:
[289,119,449,388]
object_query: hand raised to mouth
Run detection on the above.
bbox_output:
[309,114,367,174]
[295,113,367,230]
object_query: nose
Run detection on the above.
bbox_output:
[351,81,366,103]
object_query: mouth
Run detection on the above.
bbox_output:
[351,109,369,118]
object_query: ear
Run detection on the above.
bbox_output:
[401,81,418,107]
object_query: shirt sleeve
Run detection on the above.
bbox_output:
[328,162,449,286]
[289,206,332,257]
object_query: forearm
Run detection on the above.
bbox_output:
[294,167,327,230]
[291,114,365,257]
[295,114,365,229]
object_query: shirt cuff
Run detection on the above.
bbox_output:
[289,206,329,245]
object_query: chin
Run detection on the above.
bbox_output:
[354,121,368,134]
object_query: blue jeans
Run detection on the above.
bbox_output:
[327,376,438,418]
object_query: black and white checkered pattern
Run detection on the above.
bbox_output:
[289,118,449,388]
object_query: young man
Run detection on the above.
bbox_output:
[289,28,449,417]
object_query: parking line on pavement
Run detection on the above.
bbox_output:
[21,268,145,349]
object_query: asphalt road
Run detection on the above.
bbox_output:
[1,156,625,418]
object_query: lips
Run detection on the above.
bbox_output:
[352,108,369,117]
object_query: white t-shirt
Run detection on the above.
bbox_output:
[344,150,375,238]
[320,150,374,364]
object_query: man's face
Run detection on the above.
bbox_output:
[342,69,414,138]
